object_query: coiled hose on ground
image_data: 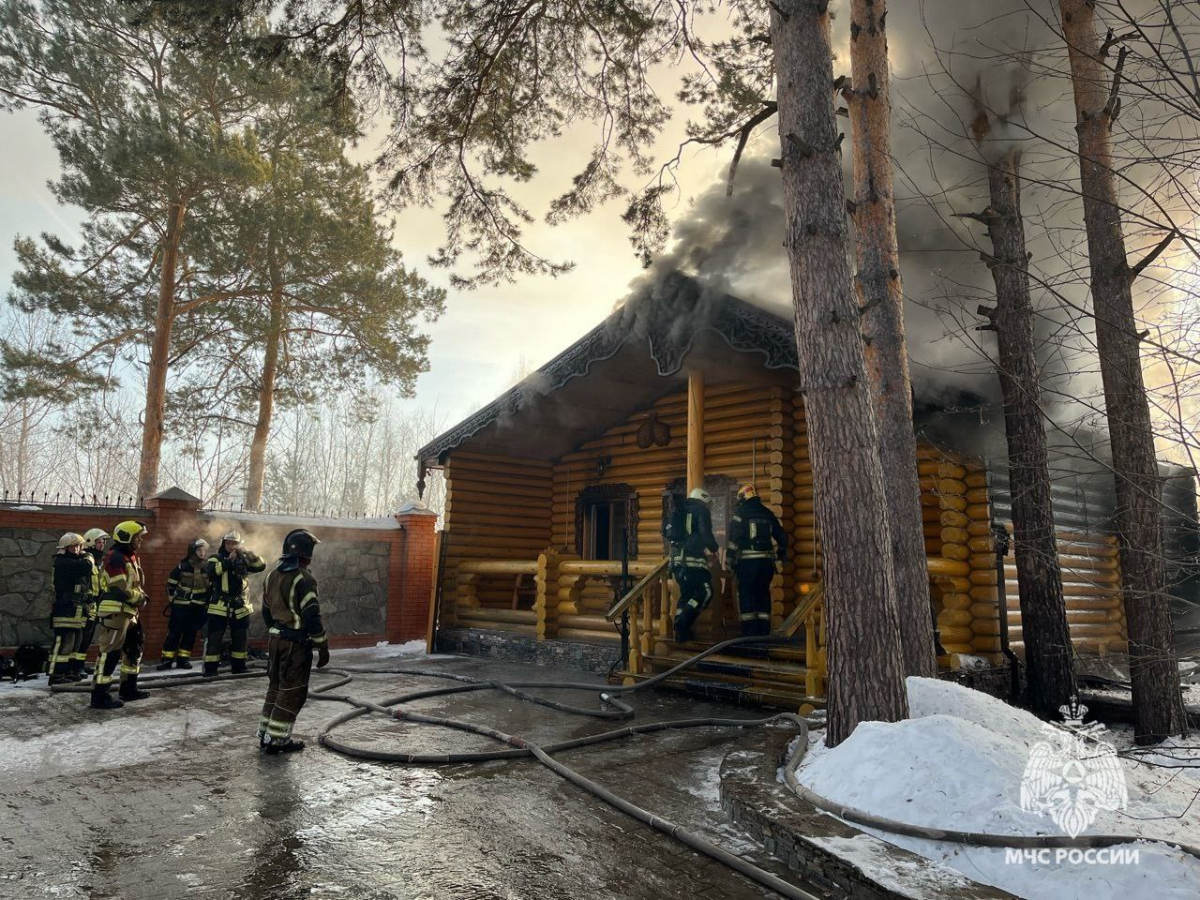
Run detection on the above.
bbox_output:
[50,639,1200,895]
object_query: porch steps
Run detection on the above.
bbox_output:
[631,640,819,709]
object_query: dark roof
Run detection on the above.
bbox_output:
[417,273,798,466]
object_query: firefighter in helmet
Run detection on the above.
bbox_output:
[665,487,719,643]
[202,529,265,676]
[726,484,787,636]
[259,528,328,754]
[158,538,210,670]
[74,528,110,678]
[90,520,150,709]
[49,533,91,685]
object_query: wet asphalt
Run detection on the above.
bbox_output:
[0,652,811,900]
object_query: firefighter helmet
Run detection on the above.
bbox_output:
[112,520,148,544]
[188,538,209,556]
[222,529,243,544]
[83,527,109,548]
[688,488,712,505]
[56,532,85,551]
[282,529,319,559]
[737,483,757,501]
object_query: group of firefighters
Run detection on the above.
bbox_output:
[666,482,787,643]
[48,521,328,754]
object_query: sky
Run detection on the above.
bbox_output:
[0,84,730,433]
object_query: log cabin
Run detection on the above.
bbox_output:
[417,273,1199,706]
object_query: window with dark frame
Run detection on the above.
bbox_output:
[575,484,638,561]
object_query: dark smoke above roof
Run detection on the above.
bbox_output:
[417,272,797,466]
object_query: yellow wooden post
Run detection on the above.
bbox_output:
[687,370,705,494]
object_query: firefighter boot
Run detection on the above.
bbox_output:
[263,736,306,755]
[118,674,150,702]
[203,661,219,677]
[156,659,175,671]
[90,683,125,710]
[175,658,193,670]
[230,660,248,675]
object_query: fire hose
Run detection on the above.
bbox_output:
[49,638,1200,891]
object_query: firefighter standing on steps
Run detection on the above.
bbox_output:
[203,530,265,676]
[158,539,210,670]
[49,533,91,685]
[259,528,329,754]
[666,488,718,643]
[90,520,151,709]
[726,484,787,636]
[74,528,110,679]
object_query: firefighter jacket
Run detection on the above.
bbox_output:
[205,547,266,619]
[98,545,146,619]
[51,552,92,628]
[84,547,104,614]
[668,498,718,567]
[726,497,787,565]
[166,557,210,608]
[262,559,327,647]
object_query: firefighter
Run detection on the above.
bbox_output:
[665,488,718,643]
[726,484,787,636]
[49,533,91,685]
[90,520,150,709]
[73,528,110,679]
[259,528,328,754]
[203,530,265,676]
[158,539,210,670]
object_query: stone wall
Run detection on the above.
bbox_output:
[245,540,391,639]
[0,528,63,646]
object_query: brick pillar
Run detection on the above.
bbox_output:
[141,488,203,659]
[391,503,439,642]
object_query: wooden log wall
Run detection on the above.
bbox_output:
[550,381,802,634]
[443,452,553,631]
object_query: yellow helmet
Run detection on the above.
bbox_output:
[737,483,757,501]
[113,520,148,544]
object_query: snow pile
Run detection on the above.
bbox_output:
[0,709,231,781]
[367,639,428,658]
[794,677,1200,900]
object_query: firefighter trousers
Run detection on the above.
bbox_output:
[92,614,144,689]
[672,563,713,643]
[48,598,82,679]
[162,604,205,661]
[75,610,97,666]
[735,559,775,636]
[204,610,249,675]
[260,635,313,741]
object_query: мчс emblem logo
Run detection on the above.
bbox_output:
[1019,696,1128,839]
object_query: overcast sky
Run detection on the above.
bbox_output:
[0,88,729,433]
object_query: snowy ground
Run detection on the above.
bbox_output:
[792,677,1200,900]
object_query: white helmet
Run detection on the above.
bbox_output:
[688,488,713,505]
[222,529,243,544]
[83,528,109,549]
[57,532,85,552]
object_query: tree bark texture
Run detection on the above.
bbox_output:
[1059,0,1187,742]
[983,152,1076,717]
[848,0,937,679]
[245,229,284,511]
[137,202,185,500]
[770,0,909,747]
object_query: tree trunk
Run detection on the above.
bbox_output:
[770,0,909,746]
[982,151,1076,717]
[137,202,185,500]
[848,0,937,678]
[245,230,284,511]
[1059,0,1187,743]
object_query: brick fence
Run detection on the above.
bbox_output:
[0,487,438,659]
